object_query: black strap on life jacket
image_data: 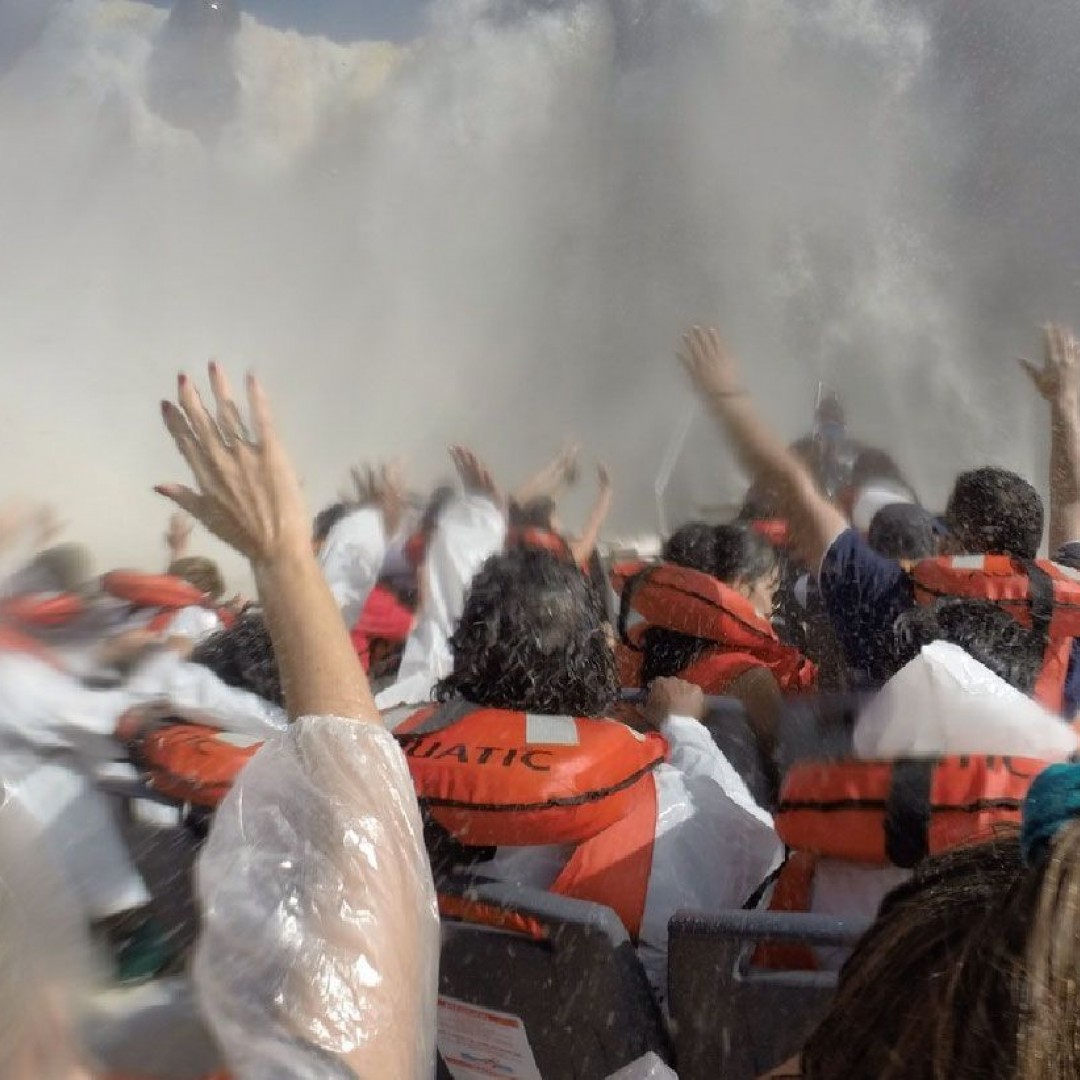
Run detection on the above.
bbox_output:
[1024,559,1056,650]
[883,758,934,868]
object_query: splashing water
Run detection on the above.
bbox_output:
[0,0,1074,583]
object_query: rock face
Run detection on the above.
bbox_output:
[146,0,242,138]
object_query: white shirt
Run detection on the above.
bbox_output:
[318,507,387,631]
[194,715,438,1079]
[481,714,782,1001]
[380,494,505,710]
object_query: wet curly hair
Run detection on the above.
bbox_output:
[190,610,284,707]
[436,548,618,717]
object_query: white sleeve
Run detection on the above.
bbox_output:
[318,508,388,630]
[0,655,133,763]
[164,606,222,645]
[395,494,506,683]
[660,714,773,828]
[126,651,288,737]
[194,715,439,1080]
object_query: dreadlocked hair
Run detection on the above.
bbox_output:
[436,548,618,717]
[190,610,284,707]
[804,824,1080,1080]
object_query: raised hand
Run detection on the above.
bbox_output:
[1019,324,1080,407]
[156,363,310,566]
[346,461,408,536]
[165,511,193,559]
[678,326,743,401]
[450,445,502,507]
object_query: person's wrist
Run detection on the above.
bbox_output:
[1051,393,1080,421]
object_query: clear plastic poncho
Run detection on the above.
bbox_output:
[194,714,439,1079]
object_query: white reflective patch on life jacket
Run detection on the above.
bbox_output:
[1053,561,1080,582]
[213,732,264,749]
[624,610,646,630]
[525,714,580,746]
[948,555,987,570]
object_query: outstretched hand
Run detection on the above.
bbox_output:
[678,326,743,401]
[156,363,310,566]
[1019,324,1080,407]
[346,461,408,536]
[450,445,502,507]
[165,512,193,558]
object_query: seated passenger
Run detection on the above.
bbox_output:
[628,523,816,787]
[761,598,1077,967]
[402,547,781,1001]
[802,762,1080,1079]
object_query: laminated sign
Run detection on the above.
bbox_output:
[438,995,543,1080]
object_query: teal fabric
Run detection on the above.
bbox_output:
[1020,762,1080,866]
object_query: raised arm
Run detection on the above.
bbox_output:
[1020,324,1080,555]
[512,439,580,506]
[158,363,378,724]
[570,462,613,567]
[679,326,847,571]
[160,365,437,1079]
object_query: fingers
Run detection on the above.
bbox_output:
[245,371,277,449]
[153,483,203,519]
[161,400,219,495]
[1018,357,1041,383]
[208,361,252,445]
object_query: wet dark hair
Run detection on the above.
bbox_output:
[508,497,557,530]
[436,548,618,717]
[804,824,1080,1079]
[661,521,716,574]
[945,467,1043,559]
[641,523,778,683]
[712,523,778,586]
[868,504,942,562]
[312,502,351,546]
[891,597,1043,695]
[190,610,283,707]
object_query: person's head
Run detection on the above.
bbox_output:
[167,555,225,601]
[891,597,1043,695]
[661,521,717,575]
[436,548,618,717]
[867,503,943,562]
[712,523,781,619]
[805,765,1080,1080]
[944,467,1043,559]
[190,610,283,706]
[508,497,557,531]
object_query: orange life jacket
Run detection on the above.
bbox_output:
[754,753,1050,971]
[102,570,227,635]
[0,623,64,669]
[397,704,665,938]
[619,563,817,695]
[749,519,791,548]
[396,704,666,847]
[776,754,1045,867]
[909,555,1080,712]
[0,592,85,629]
[122,720,262,808]
[505,526,574,561]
